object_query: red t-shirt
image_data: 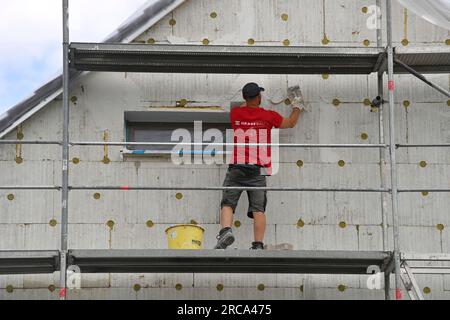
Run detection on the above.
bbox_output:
[230,105,283,169]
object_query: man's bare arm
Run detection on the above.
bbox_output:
[280,107,304,129]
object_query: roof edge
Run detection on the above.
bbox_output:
[0,0,187,139]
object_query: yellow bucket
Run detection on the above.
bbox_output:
[165,224,205,249]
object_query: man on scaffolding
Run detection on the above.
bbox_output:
[215,82,305,250]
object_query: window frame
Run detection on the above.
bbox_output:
[122,111,231,157]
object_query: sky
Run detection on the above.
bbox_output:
[0,0,154,115]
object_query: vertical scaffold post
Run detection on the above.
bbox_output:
[376,0,390,300]
[378,75,389,255]
[376,0,389,252]
[60,0,70,301]
[386,0,402,300]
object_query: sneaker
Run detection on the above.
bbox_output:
[214,228,235,249]
[250,242,264,250]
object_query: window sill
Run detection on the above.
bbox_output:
[121,148,231,157]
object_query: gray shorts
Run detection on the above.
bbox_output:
[220,164,267,219]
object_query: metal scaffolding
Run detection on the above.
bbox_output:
[0,249,392,275]
[0,251,59,275]
[1,0,449,301]
[69,42,385,74]
[400,254,450,300]
[68,250,392,274]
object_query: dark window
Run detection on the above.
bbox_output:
[125,112,231,153]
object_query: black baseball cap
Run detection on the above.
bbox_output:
[242,82,265,99]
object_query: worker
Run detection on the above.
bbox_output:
[215,82,305,250]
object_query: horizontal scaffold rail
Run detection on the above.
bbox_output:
[0,141,62,145]
[70,141,388,148]
[397,189,450,193]
[69,43,384,75]
[396,143,450,148]
[68,250,393,274]
[4,141,450,148]
[2,186,450,193]
[69,186,390,192]
[0,186,61,190]
[0,251,60,275]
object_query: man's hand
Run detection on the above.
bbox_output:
[280,86,306,129]
[291,100,305,112]
[290,88,306,111]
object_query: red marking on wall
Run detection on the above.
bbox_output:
[388,80,395,91]
[395,288,403,300]
[59,288,66,298]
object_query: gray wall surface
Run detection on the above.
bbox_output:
[1,0,449,300]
